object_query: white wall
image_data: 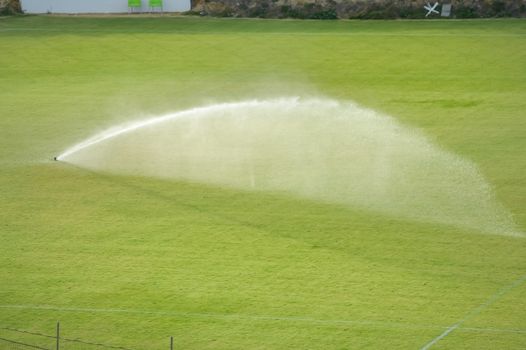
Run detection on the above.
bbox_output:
[20,0,191,14]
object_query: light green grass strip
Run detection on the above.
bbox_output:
[0,27,524,37]
[2,304,526,335]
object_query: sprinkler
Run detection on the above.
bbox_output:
[54,156,58,161]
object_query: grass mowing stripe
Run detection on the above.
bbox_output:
[0,304,454,331]
[1,27,524,37]
[2,305,526,335]
[420,273,526,349]
[459,327,526,335]
[66,164,275,235]
[0,304,443,330]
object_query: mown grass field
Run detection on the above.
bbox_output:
[1,16,525,349]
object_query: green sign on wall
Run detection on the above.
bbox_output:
[128,0,141,8]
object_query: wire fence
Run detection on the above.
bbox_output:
[0,324,162,350]
[0,326,54,350]
[0,337,48,350]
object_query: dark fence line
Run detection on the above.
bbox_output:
[0,336,49,350]
[0,324,150,350]
[1,327,56,339]
[61,337,135,350]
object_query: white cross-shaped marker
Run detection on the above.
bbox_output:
[424,2,439,17]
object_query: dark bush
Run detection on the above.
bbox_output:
[248,0,270,18]
[0,0,21,15]
[195,0,526,19]
[455,4,478,18]
[279,5,301,18]
[310,8,337,19]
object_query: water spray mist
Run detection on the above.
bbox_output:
[56,97,521,237]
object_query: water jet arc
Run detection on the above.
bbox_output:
[57,97,520,236]
[56,99,269,161]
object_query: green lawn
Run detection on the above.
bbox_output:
[1,16,525,349]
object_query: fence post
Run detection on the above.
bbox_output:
[56,322,60,350]
[170,336,173,350]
